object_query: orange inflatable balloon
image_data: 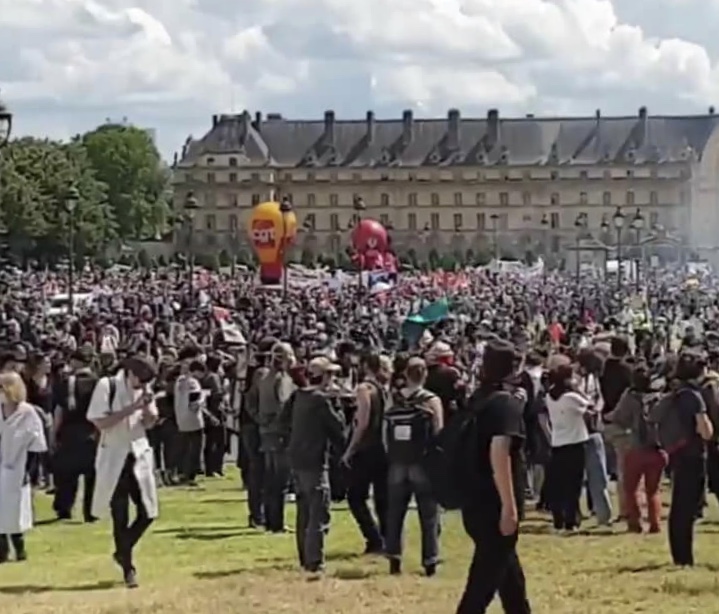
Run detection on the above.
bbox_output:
[248,201,297,283]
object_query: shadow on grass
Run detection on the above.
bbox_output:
[175,529,266,541]
[332,567,378,580]
[154,524,259,535]
[193,562,297,580]
[0,581,116,595]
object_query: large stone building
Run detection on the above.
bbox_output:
[172,106,719,265]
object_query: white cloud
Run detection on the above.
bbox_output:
[0,0,718,156]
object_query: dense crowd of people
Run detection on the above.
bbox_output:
[0,261,717,613]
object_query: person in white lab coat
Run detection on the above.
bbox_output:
[87,355,159,588]
[0,372,47,562]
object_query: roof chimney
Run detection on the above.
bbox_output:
[324,110,335,143]
[366,111,375,143]
[639,106,647,119]
[487,109,499,148]
[212,114,219,128]
[447,109,460,150]
[710,106,715,115]
[254,111,262,131]
[402,109,414,143]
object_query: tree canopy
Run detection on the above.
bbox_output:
[0,123,170,263]
[79,124,170,240]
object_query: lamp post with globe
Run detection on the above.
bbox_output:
[613,206,626,288]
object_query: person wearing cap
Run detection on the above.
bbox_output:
[282,356,346,574]
[425,341,466,420]
[257,341,296,533]
[86,355,159,588]
[456,340,531,614]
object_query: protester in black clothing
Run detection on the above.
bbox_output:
[203,354,226,477]
[425,341,466,420]
[666,350,714,566]
[342,353,392,554]
[52,348,99,522]
[456,340,531,614]
[599,336,633,417]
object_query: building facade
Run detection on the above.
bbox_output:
[171,107,719,265]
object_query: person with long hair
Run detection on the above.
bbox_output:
[546,362,593,532]
[0,372,47,562]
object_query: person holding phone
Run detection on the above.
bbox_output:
[87,355,159,589]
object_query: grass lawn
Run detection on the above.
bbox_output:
[1,471,719,614]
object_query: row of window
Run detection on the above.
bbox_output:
[198,210,661,233]
[204,190,678,208]
[197,166,678,183]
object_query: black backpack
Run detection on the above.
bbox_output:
[383,389,437,465]
[424,390,510,510]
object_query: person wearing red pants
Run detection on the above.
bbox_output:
[609,363,667,533]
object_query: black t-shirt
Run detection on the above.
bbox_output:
[472,389,526,506]
[675,385,707,458]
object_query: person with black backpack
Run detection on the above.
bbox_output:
[52,348,99,522]
[454,340,531,614]
[384,356,443,577]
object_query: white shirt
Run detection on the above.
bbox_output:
[546,391,591,447]
[87,372,155,457]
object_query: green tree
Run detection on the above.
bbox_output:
[0,137,112,262]
[79,124,169,241]
[137,249,151,268]
[300,248,315,267]
[218,249,232,268]
[406,248,419,268]
[428,248,440,270]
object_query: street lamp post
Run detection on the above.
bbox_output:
[0,99,13,149]
[65,186,79,313]
[229,226,237,278]
[184,191,199,307]
[279,196,293,300]
[601,215,610,280]
[613,206,626,289]
[352,195,366,290]
[574,212,587,281]
[540,213,549,280]
[490,213,499,260]
[631,208,645,292]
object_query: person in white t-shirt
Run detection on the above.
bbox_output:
[546,363,593,532]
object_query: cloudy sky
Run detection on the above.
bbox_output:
[2,0,719,159]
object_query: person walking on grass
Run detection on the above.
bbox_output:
[87,356,160,589]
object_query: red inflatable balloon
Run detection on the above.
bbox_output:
[351,219,388,254]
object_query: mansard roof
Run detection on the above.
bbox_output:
[177,107,719,168]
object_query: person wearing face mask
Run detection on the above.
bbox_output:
[281,357,346,575]
[86,355,159,588]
